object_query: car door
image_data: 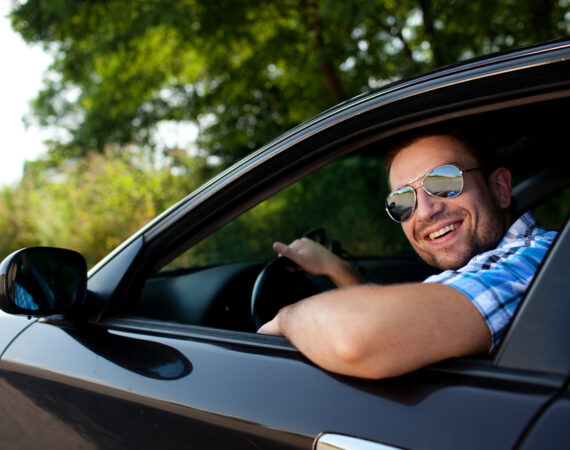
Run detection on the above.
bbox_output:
[0,312,35,353]
[0,296,567,449]
[518,384,570,450]
[1,215,568,449]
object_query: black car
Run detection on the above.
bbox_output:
[1,40,569,449]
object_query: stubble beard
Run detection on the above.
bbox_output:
[416,210,506,271]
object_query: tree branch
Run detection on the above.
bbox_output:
[417,0,444,67]
[303,0,347,103]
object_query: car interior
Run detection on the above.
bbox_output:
[133,96,570,335]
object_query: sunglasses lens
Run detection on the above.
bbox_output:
[386,187,416,222]
[423,165,463,198]
[386,165,471,223]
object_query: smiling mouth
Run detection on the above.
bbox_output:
[428,223,459,241]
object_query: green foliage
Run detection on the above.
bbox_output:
[11,0,569,163]
[0,149,214,267]
[167,155,410,269]
[0,187,38,254]
[532,186,570,230]
[2,0,569,267]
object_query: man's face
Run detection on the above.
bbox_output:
[388,135,508,270]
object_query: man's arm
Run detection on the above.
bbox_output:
[258,282,491,379]
[273,238,364,287]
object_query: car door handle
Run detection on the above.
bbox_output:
[314,433,404,450]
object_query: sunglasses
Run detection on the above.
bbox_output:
[385,165,479,223]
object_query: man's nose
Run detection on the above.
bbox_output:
[415,187,445,222]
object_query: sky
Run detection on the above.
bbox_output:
[0,3,52,187]
[0,3,200,187]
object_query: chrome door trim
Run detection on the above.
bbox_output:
[314,432,404,450]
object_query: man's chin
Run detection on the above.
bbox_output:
[421,249,472,271]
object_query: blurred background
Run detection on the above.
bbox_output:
[1,0,569,267]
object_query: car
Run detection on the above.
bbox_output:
[1,39,569,449]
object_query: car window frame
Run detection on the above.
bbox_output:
[494,213,570,375]
[81,43,570,382]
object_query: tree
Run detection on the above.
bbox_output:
[11,0,569,165]
[2,0,568,266]
[0,147,214,267]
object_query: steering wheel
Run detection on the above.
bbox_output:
[250,256,321,330]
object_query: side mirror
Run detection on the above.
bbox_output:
[0,247,87,316]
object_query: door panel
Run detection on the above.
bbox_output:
[518,383,570,449]
[0,319,561,449]
[0,312,35,354]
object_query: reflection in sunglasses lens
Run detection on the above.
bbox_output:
[387,187,415,222]
[386,165,466,222]
[424,166,463,198]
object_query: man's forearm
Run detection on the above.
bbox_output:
[271,283,491,379]
[327,258,365,287]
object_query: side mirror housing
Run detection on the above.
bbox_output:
[0,247,87,316]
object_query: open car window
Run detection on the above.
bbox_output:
[135,153,439,331]
[131,96,570,338]
[161,154,408,270]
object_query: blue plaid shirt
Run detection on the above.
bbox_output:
[423,212,556,350]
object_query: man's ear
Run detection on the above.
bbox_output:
[488,167,512,209]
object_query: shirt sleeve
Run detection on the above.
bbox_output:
[423,230,556,350]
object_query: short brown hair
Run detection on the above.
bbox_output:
[383,129,495,180]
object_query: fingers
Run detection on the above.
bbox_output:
[273,239,311,260]
[272,237,362,288]
[272,238,312,263]
[272,237,334,275]
[257,316,283,335]
[273,241,289,257]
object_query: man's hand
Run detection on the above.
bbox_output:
[257,315,282,336]
[273,238,363,287]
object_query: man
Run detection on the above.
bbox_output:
[258,133,556,379]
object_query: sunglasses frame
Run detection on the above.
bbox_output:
[385,165,479,223]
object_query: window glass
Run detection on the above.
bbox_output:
[532,186,570,230]
[163,154,409,271]
[136,154,415,330]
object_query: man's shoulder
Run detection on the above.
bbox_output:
[500,211,557,249]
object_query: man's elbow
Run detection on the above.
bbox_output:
[331,333,400,379]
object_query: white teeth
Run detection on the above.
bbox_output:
[429,223,458,240]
